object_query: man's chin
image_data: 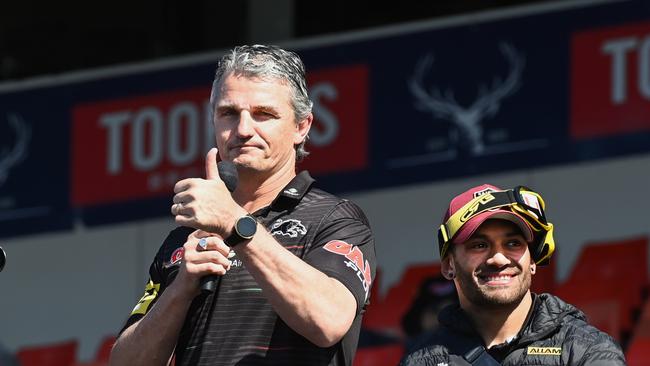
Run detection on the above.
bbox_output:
[477,285,528,305]
[231,157,265,172]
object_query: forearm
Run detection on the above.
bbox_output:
[110,285,194,366]
[234,227,357,347]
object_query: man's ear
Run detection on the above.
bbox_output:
[294,113,313,145]
[530,262,536,275]
[441,255,456,280]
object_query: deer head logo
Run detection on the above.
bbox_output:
[409,43,525,156]
[0,113,31,189]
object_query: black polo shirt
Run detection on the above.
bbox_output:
[122,171,376,366]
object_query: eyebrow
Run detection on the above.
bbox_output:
[470,232,523,240]
[215,104,280,115]
[252,105,280,115]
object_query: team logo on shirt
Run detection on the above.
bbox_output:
[527,347,561,355]
[271,219,307,238]
[323,240,372,300]
[164,247,184,268]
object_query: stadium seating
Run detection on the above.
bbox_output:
[12,235,650,365]
[93,335,115,363]
[530,250,556,294]
[362,263,441,336]
[353,343,404,366]
[16,339,78,366]
[555,237,648,341]
[70,334,115,366]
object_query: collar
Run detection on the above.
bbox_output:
[439,304,475,335]
[268,170,315,211]
[488,294,538,352]
[439,294,538,346]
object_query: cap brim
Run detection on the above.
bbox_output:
[452,209,534,245]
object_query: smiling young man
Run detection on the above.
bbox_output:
[110,45,376,366]
[400,184,626,366]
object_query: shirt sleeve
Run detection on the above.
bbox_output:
[119,226,193,334]
[303,200,376,314]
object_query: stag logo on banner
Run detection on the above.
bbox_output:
[0,113,31,190]
[390,43,548,168]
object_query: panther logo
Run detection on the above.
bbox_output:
[271,219,307,238]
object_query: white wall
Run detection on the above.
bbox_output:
[1,152,649,360]
[0,218,177,361]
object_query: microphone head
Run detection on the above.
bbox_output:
[217,161,239,193]
[0,246,5,272]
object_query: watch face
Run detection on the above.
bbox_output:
[236,215,257,239]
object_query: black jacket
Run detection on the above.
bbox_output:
[400,293,626,366]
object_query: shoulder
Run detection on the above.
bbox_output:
[400,344,451,366]
[537,294,615,342]
[401,327,472,365]
[559,322,625,363]
[534,294,625,363]
[303,187,371,225]
[303,186,342,204]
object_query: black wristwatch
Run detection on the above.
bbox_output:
[224,214,257,247]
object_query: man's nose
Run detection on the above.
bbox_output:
[236,112,255,137]
[486,251,511,267]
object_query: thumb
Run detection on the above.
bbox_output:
[193,229,211,239]
[205,148,220,180]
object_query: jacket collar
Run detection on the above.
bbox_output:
[517,293,585,344]
[439,293,585,347]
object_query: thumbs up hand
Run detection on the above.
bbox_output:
[203,147,221,181]
[172,148,243,235]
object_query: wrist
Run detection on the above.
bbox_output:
[224,208,247,236]
[225,213,258,247]
[167,278,200,303]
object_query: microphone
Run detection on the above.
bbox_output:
[200,160,238,293]
[0,246,6,272]
[217,160,239,193]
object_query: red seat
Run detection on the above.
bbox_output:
[530,251,556,294]
[17,339,78,366]
[626,337,650,366]
[93,335,115,362]
[363,263,441,336]
[353,344,404,366]
[555,237,648,340]
[574,299,621,341]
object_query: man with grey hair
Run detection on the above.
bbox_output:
[110,45,376,366]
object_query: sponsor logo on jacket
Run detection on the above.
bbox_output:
[527,346,561,355]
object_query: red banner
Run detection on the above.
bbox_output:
[571,21,650,139]
[72,88,212,206]
[304,65,369,173]
[71,65,369,206]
